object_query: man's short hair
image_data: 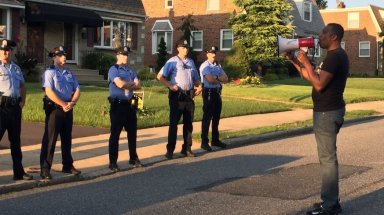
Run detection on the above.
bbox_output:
[327,23,344,42]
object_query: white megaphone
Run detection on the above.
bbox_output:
[277,35,318,55]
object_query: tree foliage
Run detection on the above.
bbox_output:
[177,14,198,63]
[156,37,168,72]
[315,0,328,9]
[229,0,294,67]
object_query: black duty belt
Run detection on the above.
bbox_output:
[204,88,221,94]
[0,96,20,107]
[43,96,63,109]
[108,97,132,105]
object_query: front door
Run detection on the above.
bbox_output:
[27,23,44,63]
[64,23,76,63]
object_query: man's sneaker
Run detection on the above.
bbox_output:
[165,152,173,160]
[62,165,81,175]
[201,144,212,152]
[129,159,143,168]
[180,149,195,157]
[212,141,227,149]
[108,163,120,173]
[307,202,342,215]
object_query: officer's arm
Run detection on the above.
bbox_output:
[45,87,67,108]
[130,79,142,91]
[113,78,135,90]
[204,74,220,84]
[218,72,228,83]
[71,88,80,104]
[19,82,26,108]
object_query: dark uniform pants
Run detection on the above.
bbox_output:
[201,88,222,145]
[167,90,195,153]
[0,105,25,176]
[109,101,138,165]
[40,106,74,172]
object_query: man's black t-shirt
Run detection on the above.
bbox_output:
[312,47,349,112]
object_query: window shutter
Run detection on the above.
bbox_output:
[87,28,95,47]
[131,23,138,50]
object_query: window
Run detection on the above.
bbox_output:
[190,31,203,51]
[95,20,134,49]
[359,41,370,57]
[303,1,312,22]
[348,12,359,29]
[152,20,173,54]
[0,8,10,39]
[165,0,173,8]
[220,29,233,50]
[207,0,220,11]
[341,42,345,50]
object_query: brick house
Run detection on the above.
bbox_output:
[141,0,324,71]
[320,5,384,75]
[1,0,146,70]
[0,1,24,44]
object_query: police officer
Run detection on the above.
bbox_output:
[40,46,81,179]
[0,39,33,181]
[157,40,202,159]
[108,46,142,172]
[199,46,228,151]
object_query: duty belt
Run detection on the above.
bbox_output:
[108,97,132,105]
[204,88,221,94]
[0,96,20,107]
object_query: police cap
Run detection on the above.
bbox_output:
[48,46,66,57]
[0,39,17,51]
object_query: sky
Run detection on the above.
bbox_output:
[327,0,384,9]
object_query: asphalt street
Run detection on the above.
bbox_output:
[0,118,383,215]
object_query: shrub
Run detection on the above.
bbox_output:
[238,76,263,86]
[263,73,280,81]
[222,41,250,80]
[138,68,157,81]
[14,52,40,82]
[82,52,115,80]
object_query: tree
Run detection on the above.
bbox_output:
[229,0,294,74]
[177,14,198,63]
[315,0,328,9]
[156,37,168,72]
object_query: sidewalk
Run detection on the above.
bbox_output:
[1,101,384,194]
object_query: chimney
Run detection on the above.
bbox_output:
[337,1,346,8]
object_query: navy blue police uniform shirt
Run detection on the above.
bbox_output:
[108,65,138,100]
[0,61,25,98]
[199,60,224,89]
[42,65,80,102]
[161,56,199,91]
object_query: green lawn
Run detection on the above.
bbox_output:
[22,77,384,128]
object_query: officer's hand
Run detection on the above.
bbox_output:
[169,85,178,91]
[194,86,202,96]
[63,102,74,112]
[19,100,25,109]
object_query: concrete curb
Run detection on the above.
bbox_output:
[1,115,383,195]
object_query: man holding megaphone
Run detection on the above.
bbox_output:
[287,23,349,215]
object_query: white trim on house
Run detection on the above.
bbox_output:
[347,12,359,29]
[359,41,370,57]
[151,20,174,54]
[220,29,233,51]
[165,0,173,9]
[190,30,203,51]
[0,4,24,9]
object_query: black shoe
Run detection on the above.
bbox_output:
[129,159,143,168]
[180,150,195,157]
[201,144,212,151]
[212,141,227,149]
[13,173,33,181]
[62,165,81,175]
[109,163,120,172]
[165,152,173,160]
[40,172,52,180]
[308,202,342,215]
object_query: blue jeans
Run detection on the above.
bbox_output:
[313,107,345,209]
